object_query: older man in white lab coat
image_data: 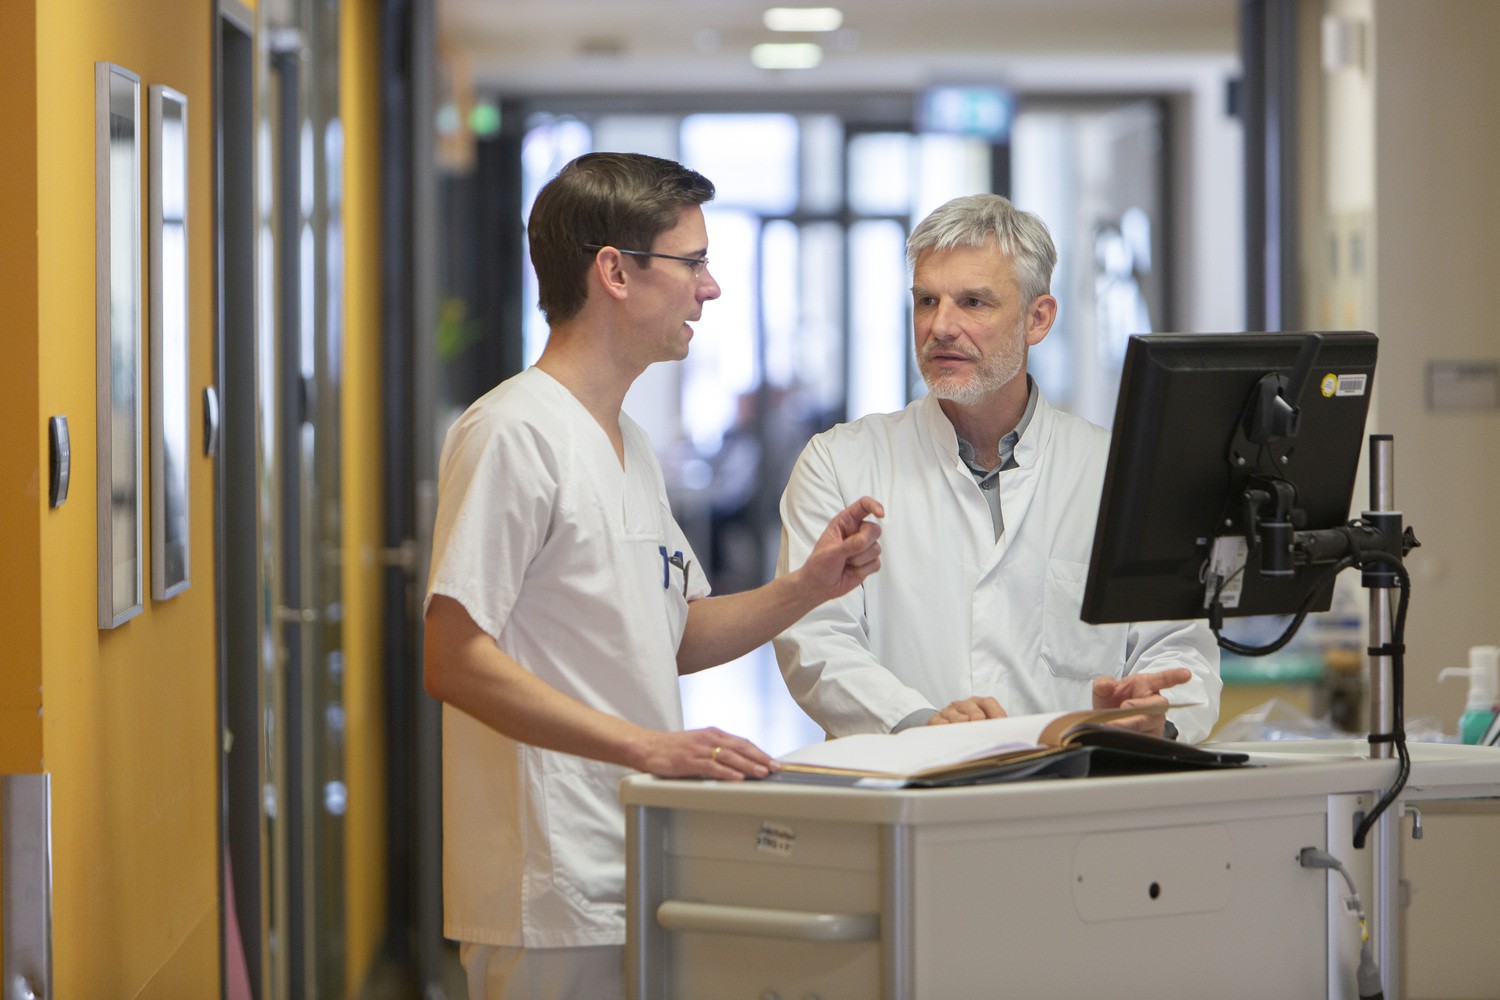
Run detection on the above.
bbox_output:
[775,193,1220,743]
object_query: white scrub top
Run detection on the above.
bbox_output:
[774,389,1221,742]
[426,367,708,948]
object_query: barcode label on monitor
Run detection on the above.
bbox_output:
[1334,374,1368,397]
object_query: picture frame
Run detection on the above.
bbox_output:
[96,62,144,628]
[149,85,190,600]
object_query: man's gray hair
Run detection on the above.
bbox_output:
[906,194,1058,304]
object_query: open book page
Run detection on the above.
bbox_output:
[1035,703,1170,745]
[778,704,1173,779]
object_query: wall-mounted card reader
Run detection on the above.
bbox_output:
[48,415,70,508]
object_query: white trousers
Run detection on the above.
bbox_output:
[459,941,626,1000]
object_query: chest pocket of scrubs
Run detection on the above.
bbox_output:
[618,484,692,651]
[651,499,691,646]
[1039,558,1126,679]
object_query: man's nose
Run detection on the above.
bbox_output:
[928,299,961,339]
[698,267,722,301]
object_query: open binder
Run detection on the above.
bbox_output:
[769,705,1249,788]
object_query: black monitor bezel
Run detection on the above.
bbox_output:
[1080,330,1379,625]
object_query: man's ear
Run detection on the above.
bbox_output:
[1024,294,1058,346]
[590,247,631,302]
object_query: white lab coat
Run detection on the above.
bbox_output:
[426,367,708,948]
[774,389,1221,742]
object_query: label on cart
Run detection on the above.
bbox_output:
[755,821,796,858]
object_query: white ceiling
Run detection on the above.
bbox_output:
[439,0,1242,96]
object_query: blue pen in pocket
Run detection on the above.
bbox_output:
[659,545,688,595]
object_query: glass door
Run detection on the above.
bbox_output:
[261,0,347,994]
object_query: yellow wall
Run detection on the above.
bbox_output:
[0,0,42,972]
[341,0,389,987]
[25,0,219,992]
[3,0,391,991]
[0,0,430,991]
[0,1,44,781]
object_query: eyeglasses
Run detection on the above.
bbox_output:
[582,244,710,278]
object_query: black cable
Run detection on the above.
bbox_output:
[1351,549,1411,851]
[1209,555,1356,656]
[1300,847,1385,999]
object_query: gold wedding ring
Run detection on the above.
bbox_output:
[710,746,723,762]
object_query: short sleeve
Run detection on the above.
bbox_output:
[425,408,561,641]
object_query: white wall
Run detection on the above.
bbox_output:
[1310,0,1500,729]
[1368,2,1500,727]
[1227,12,1500,994]
[1318,8,1500,991]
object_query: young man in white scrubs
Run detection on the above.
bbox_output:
[423,152,884,1000]
[774,193,1221,743]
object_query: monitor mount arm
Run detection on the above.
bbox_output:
[1227,329,1418,581]
[1239,482,1417,578]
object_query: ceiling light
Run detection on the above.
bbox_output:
[750,42,824,69]
[763,7,844,33]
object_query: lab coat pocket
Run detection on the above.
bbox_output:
[1039,558,1126,679]
[544,753,632,909]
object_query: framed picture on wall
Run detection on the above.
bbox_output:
[95,62,145,629]
[149,84,190,600]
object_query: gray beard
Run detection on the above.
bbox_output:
[920,350,1023,405]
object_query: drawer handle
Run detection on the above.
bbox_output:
[656,900,878,942]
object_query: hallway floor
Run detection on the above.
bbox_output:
[362,941,467,1000]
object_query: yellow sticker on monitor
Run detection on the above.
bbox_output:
[1320,373,1339,397]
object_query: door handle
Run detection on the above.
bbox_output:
[202,385,221,458]
[656,899,878,942]
[274,605,320,624]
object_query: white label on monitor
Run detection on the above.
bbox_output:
[1203,536,1248,609]
[1333,373,1367,397]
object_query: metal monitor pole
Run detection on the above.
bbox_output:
[1363,433,1402,997]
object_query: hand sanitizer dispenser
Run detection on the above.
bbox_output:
[1438,646,1500,744]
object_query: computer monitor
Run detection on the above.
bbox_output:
[1080,330,1379,626]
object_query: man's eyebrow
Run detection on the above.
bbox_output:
[911,284,1002,300]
